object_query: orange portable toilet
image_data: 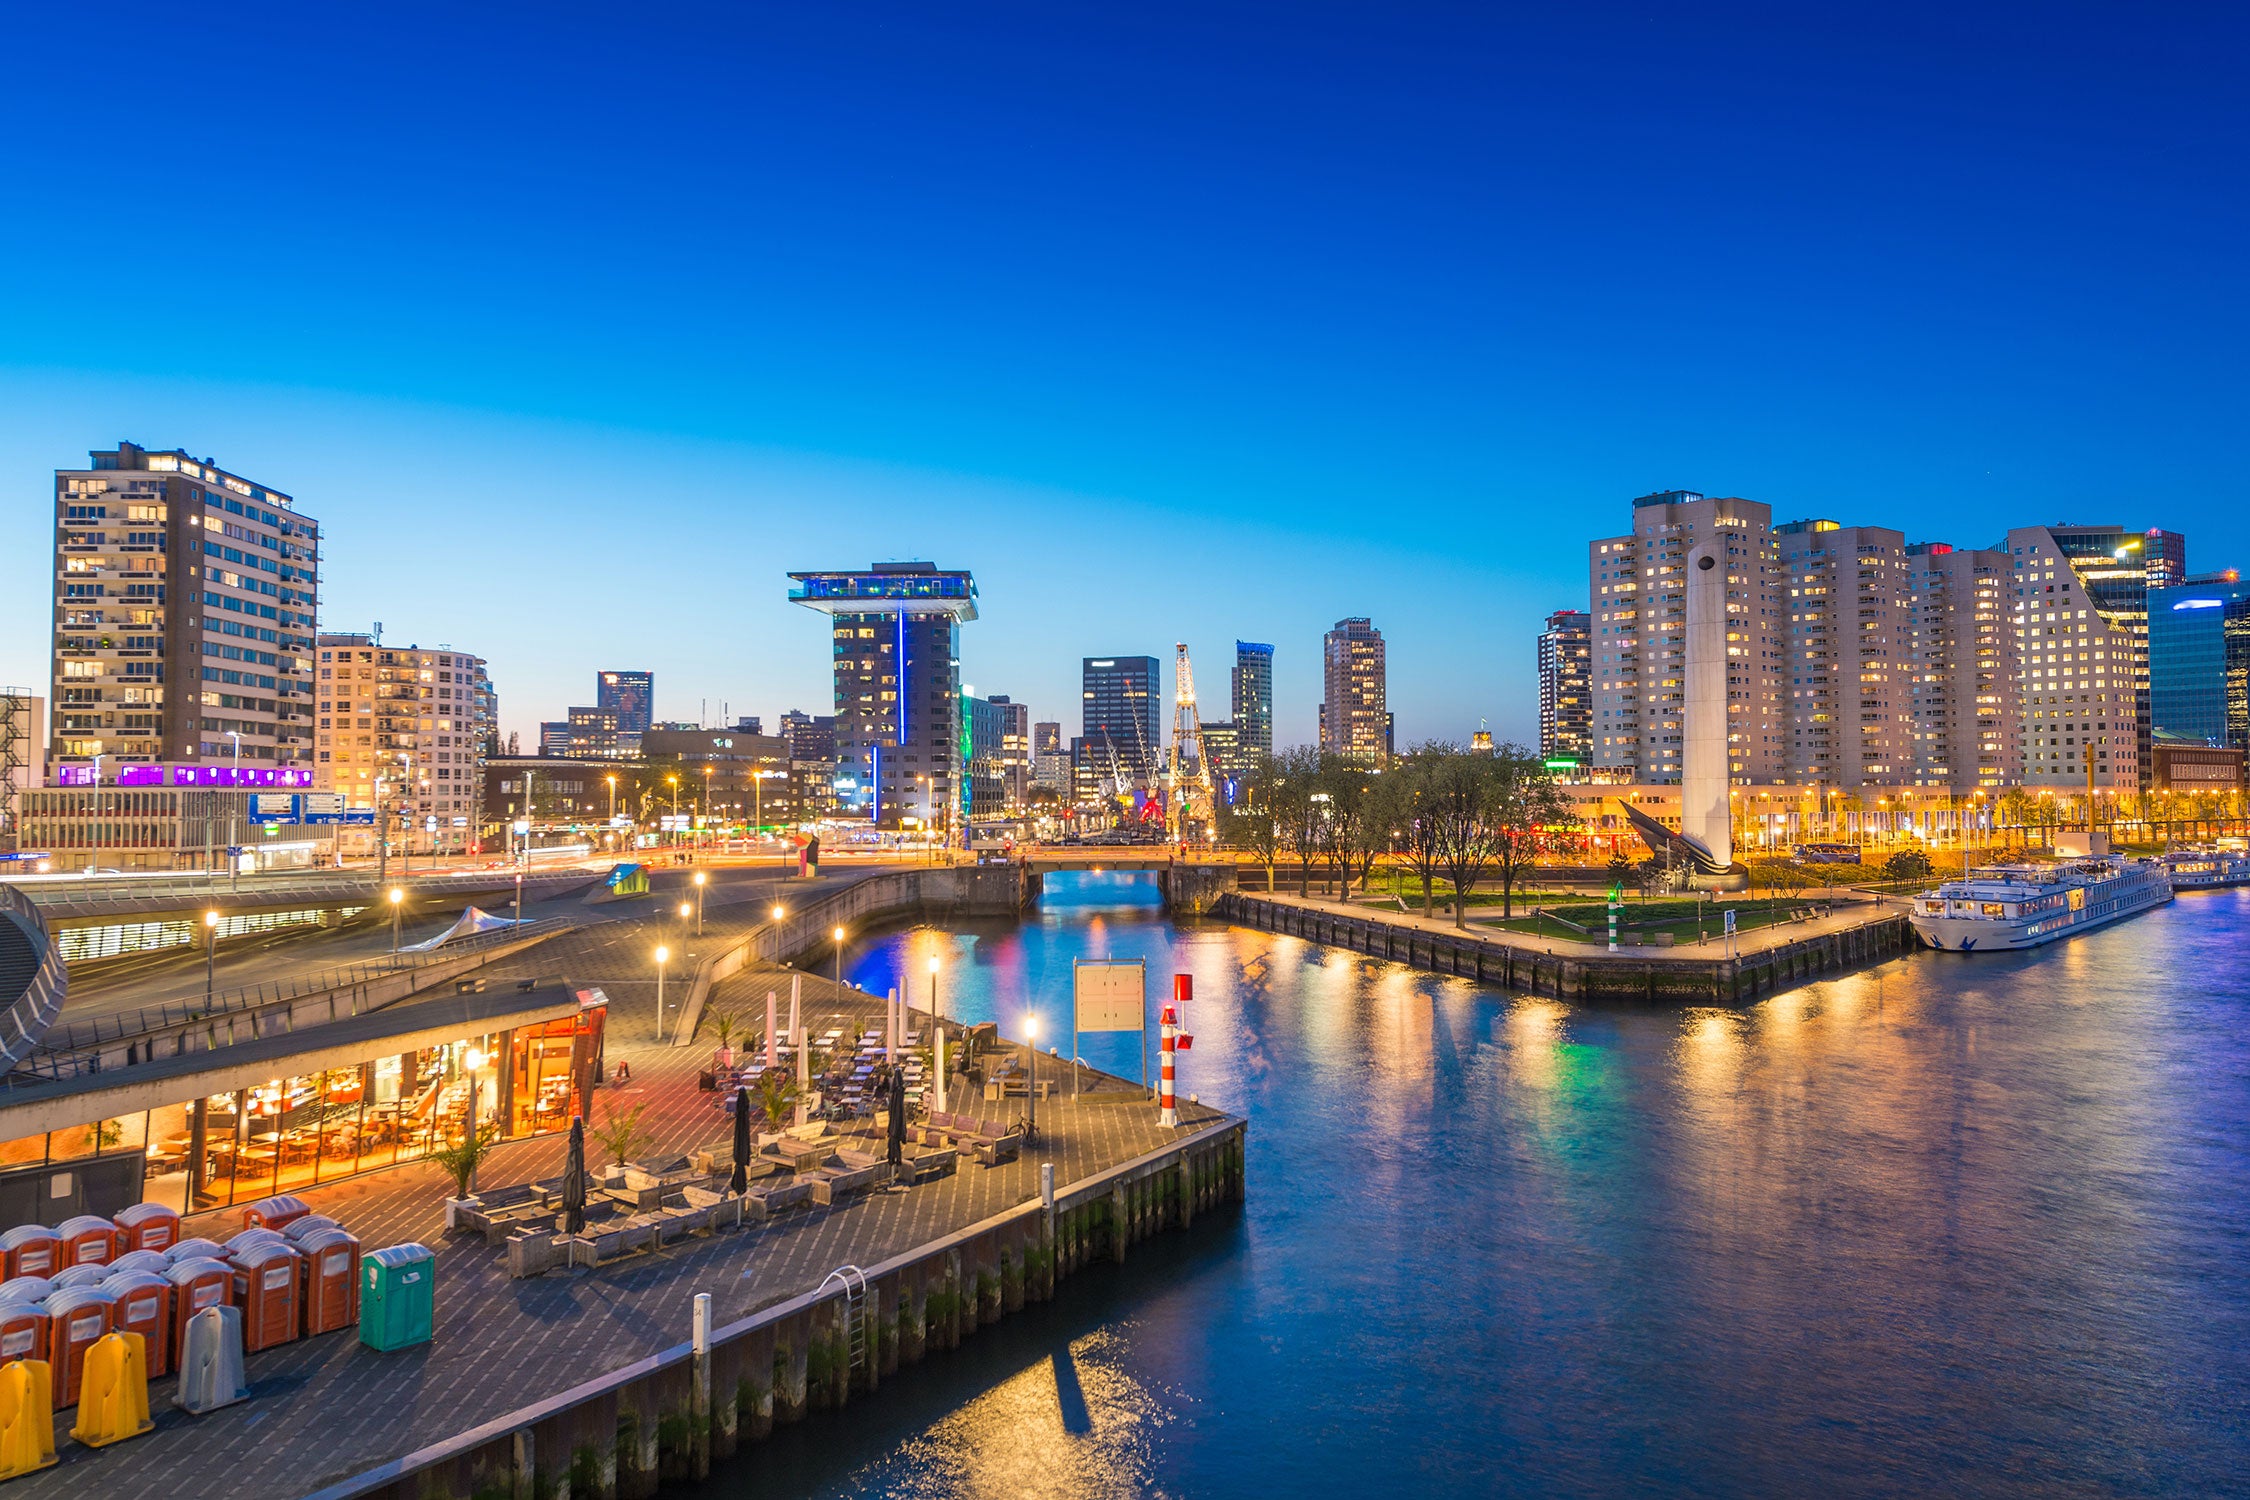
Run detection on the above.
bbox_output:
[41,1287,115,1407]
[229,1241,302,1353]
[110,1250,170,1278]
[101,1270,175,1378]
[282,1214,343,1244]
[166,1238,227,1265]
[0,1281,51,1367]
[164,1257,233,1361]
[55,1216,118,1271]
[0,1226,62,1281]
[114,1203,180,1255]
[240,1195,311,1233]
[294,1227,361,1336]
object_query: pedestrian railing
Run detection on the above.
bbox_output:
[3,915,568,1084]
[0,884,68,1073]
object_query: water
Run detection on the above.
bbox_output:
[705,872,2250,1498]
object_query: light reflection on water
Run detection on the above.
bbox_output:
[701,874,2250,1498]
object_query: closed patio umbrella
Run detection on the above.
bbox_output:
[562,1116,588,1235]
[729,1087,751,1195]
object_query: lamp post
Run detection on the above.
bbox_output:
[203,909,220,1007]
[655,944,670,1041]
[1023,1013,1039,1141]
[833,925,845,989]
[693,871,706,937]
[463,1045,488,1192]
[388,886,404,961]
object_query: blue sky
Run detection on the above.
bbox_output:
[3,2,2245,748]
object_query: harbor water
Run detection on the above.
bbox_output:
[706,871,2250,1497]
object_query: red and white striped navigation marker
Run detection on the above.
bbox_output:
[1160,973,1195,1127]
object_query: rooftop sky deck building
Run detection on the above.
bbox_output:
[789,563,977,829]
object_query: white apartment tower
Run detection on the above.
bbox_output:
[1905,543,2018,793]
[2005,524,2157,792]
[316,634,497,853]
[1775,521,1914,789]
[50,442,318,777]
[1589,491,1784,787]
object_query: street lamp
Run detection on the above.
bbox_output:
[203,909,220,1007]
[388,886,404,960]
[833,925,846,988]
[693,870,706,936]
[1023,1013,1039,1141]
[655,944,671,1041]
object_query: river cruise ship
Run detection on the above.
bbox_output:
[2154,846,2250,889]
[1909,856,2172,951]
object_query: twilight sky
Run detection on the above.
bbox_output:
[2,2,2245,749]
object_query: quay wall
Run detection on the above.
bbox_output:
[1213,892,1911,1003]
[304,1116,1248,1500]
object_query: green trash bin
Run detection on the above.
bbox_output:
[359,1243,435,1352]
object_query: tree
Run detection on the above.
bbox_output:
[592,1098,652,1170]
[752,1068,801,1132]
[1217,753,1283,890]
[431,1126,498,1202]
[1316,754,1389,899]
[1482,745,1573,918]
[1390,747,1447,916]
[1881,848,1932,884]
[1266,746,1326,897]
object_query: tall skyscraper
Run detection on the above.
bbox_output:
[1590,491,1783,787]
[790,562,976,827]
[1319,619,1387,760]
[1536,610,1592,767]
[1904,542,2018,793]
[316,634,495,852]
[1776,521,1912,788]
[1082,657,1162,786]
[2149,575,2250,753]
[1231,642,1274,757]
[49,441,319,779]
[2005,523,2177,791]
[597,670,653,751]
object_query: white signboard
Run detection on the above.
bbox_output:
[1073,960,1146,1034]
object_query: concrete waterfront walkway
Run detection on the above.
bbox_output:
[18,887,1223,1499]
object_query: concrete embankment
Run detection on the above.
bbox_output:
[1215,890,1911,1002]
[306,1118,1248,1500]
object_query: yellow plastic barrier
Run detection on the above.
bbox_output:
[67,1331,152,1449]
[0,1359,58,1478]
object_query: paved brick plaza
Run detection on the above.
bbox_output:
[18,899,1225,1499]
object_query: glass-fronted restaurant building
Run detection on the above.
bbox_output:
[0,988,605,1228]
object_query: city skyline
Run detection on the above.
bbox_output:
[6,5,2248,752]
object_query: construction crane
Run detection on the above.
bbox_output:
[1167,644,1214,842]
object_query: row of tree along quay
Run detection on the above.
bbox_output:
[1218,741,1579,925]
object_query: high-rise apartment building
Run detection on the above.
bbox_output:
[1904,543,2018,793]
[2006,524,2176,791]
[1082,657,1162,786]
[1536,610,1592,767]
[790,562,976,827]
[1319,619,1386,761]
[1231,642,1274,757]
[1775,522,1915,788]
[597,670,652,754]
[2149,575,2250,754]
[49,441,319,779]
[1590,492,1784,787]
[316,634,496,852]
[967,693,1031,816]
